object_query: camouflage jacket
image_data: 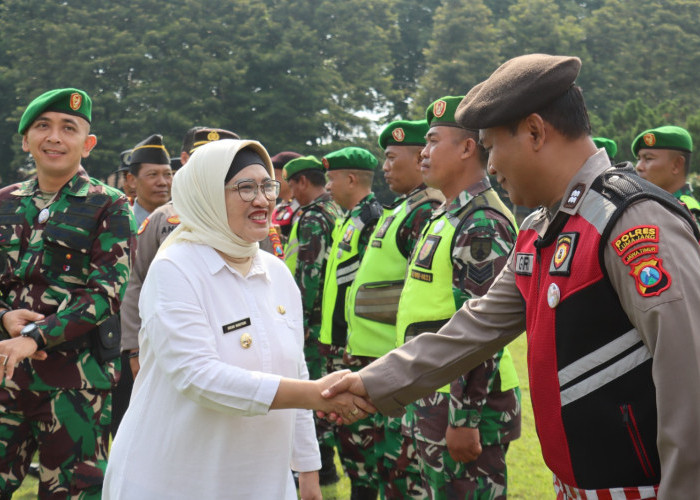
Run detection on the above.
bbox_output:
[413,178,520,445]
[0,168,136,390]
[292,193,341,332]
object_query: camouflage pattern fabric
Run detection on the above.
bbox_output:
[292,193,342,342]
[376,414,426,499]
[0,168,136,390]
[394,184,442,258]
[416,441,509,500]
[0,387,111,499]
[411,181,520,498]
[0,168,134,497]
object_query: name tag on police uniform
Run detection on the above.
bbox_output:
[515,253,534,275]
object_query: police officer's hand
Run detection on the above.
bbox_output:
[2,309,44,337]
[446,425,482,463]
[0,336,45,381]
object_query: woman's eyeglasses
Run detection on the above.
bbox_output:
[226,179,281,202]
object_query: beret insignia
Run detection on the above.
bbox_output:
[207,130,220,141]
[392,128,405,142]
[433,100,447,118]
[70,92,82,111]
[322,158,330,170]
[643,133,656,147]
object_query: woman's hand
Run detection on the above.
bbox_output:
[298,470,322,500]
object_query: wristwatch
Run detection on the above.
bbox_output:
[20,323,46,350]
[0,309,10,340]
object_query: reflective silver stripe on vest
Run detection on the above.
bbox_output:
[559,328,651,406]
[336,260,360,285]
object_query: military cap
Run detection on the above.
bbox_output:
[130,134,170,170]
[190,128,240,153]
[631,125,693,155]
[170,157,183,171]
[592,137,618,159]
[117,149,133,173]
[455,54,582,129]
[322,147,377,171]
[426,97,465,129]
[271,151,302,170]
[18,88,92,134]
[283,155,323,180]
[378,119,429,149]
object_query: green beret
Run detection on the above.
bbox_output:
[190,128,240,153]
[283,155,323,180]
[592,137,618,159]
[18,88,92,134]
[322,147,377,171]
[378,120,429,149]
[426,97,465,129]
[631,125,693,155]
[455,54,582,129]
[130,134,170,168]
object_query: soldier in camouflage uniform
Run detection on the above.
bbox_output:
[632,126,700,227]
[282,155,342,484]
[344,119,443,499]
[396,97,521,499]
[319,147,382,500]
[0,88,136,498]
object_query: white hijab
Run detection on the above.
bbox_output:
[160,139,274,258]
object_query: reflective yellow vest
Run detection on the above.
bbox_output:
[346,188,442,357]
[397,188,519,393]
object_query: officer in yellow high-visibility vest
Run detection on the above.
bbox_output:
[319,146,382,499]
[395,96,522,498]
[282,155,342,485]
[632,126,700,228]
[345,119,443,499]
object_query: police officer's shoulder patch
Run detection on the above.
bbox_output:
[167,214,180,225]
[137,218,149,235]
[629,256,671,297]
[612,225,659,256]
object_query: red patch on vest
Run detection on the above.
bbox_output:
[629,256,671,297]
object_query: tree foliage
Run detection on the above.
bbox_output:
[2,0,700,183]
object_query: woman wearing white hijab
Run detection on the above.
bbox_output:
[104,140,366,499]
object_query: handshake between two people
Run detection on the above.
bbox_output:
[316,370,374,424]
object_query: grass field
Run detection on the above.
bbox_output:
[13,334,553,499]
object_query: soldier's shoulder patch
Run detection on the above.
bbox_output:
[612,225,659,256]
[629,256,671,297]
[167,215,181,225]
[137,218,149,235]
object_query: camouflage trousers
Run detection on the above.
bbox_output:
[326,347,378,488]
[0,386,111,499]
[306,335,335,447]
[416,440,509,500]
[375,413,426,499]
